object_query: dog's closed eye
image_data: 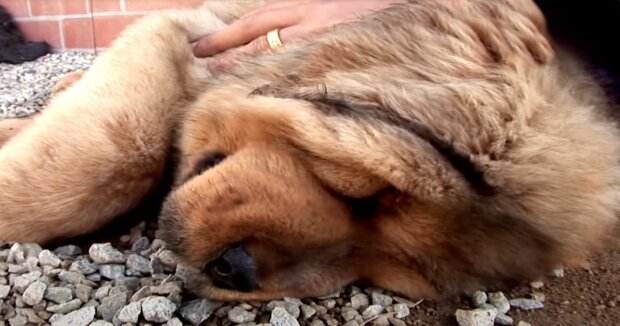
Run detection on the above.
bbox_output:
[182,152,227,184]
[195,152,226,174]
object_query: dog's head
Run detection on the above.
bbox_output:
[158,90,363,300]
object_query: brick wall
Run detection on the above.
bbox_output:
[0,0,203,52]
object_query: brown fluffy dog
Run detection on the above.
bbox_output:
[1,0,619,302]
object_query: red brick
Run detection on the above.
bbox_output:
[0,0,30,17]
[63,18,95,49]
[91,0,121,13]
[125,0,203,11]
[30,0,88,16]
[17,20,62,49]
[93,15,140,48]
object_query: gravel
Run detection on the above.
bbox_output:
[0,51,94,118]
[0,50,556,326]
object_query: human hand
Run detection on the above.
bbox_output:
[193,0,407,71]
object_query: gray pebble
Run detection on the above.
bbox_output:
[89,243,126,264]
[0,284,10,298]
[270,306,300,326]
[86,274,101,282]
[131,237,150,253]
[375,315,391,326]
[109,285,129,297]
[179,299,218,325]
[38,250,61,267]
[97,293,127,321]
[300,304,316,320]
[12,271,41,293]
[8,244,25,264]
[341,307,359,321]
[149,257,164,275]
[150,281,182,295]
[267,300,301,318]
[22,281,47,306]
[174,263,190,283]
[94,285,112,300]
[21,244,42,258]
[371,292,393,307]
[393,303,410,319]
[361,305,383,319]
[24,257,40,272]
[517,322,532,326]
[284,297,303,306]
[455,307,497,326]
[508,298,544,310]
[19,307,46,323]
[47,298,83,314]
[117,302,142,323]
[54,245,82,258]
[351,293,369,310]
[99,265,126,280]
[113,277,140,293]
[154,250,178,271]
[7,315,27,326]
[130,286,151,302]
[83,299,99,308]
[126,254,150,275]
[57,271,84,284]
[141,296,177,323]
[69,259,98,275]
[488,292,510,314]
[45,287,74,304]
[529,281,544,289]
[49,313,64,324]
[321,299,336,309]
[89,321,113,326]
[51,306,95,326]
[551,267,565,278]
[495,313,514,325]
[164,318,183,326]
[471,291,488,307]
[228,306,256,324]
[7,264,27,274]
[76,284,92,303]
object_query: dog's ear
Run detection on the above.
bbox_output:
[249,80,490,204]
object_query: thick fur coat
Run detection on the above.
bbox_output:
[0,0,618,302]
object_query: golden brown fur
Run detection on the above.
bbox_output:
[1,0,619,302]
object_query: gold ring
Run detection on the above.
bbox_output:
[266,29,283,50]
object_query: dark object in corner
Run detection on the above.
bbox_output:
[0,5,50,64]
[533,0,620,103]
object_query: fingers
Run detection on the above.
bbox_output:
[206,25,318,72]
[193,5,308,58]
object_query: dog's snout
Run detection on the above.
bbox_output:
[206,245,257,292]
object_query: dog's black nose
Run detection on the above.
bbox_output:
[206,245,257,292]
